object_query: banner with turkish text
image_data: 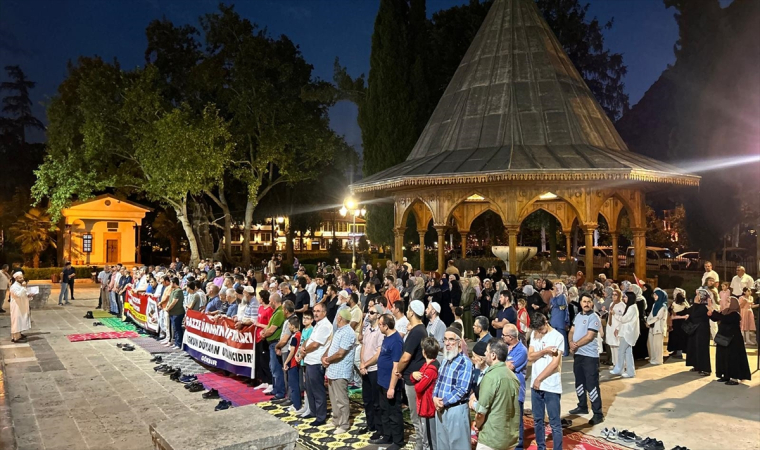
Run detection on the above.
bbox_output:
[182,310,256,378]
[124,287,159,333]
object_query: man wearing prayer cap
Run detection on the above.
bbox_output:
[432,326,474,450]
[426,302,446,350]
[323,307,357,435]
[10,271,32,343]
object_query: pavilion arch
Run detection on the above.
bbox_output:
[515,192,582,233]
[396,198,434,232]
[596,190,645,232]
[445,191,508,233]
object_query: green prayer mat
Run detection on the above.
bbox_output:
[98,317,139,332]
[91,310,113,318]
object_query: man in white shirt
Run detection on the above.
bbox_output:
[528,313,564,450]
[390,300,409,338]
[730,266,755,296]
[306,274,317,308]
[702,261,720,287]
[299,302,333,426]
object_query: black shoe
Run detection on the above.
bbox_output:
[619,430,637,442]
[84,311,94,319]
[725,380,739,385]
[117,343,124,348]
[369,431,382,440]
[644,440,665,450]
[0,309,6,313]
[185,381,201,389]
[589,414,604,425]
[311,420,326,427]
[153,364,168,372]
[188,383,205,392]
[169,369,183,381]
[214,400,232,411]
[151,356,163,363]
[270,397,288,404]
[716,377,728,383]
[568,407,589,415]
[637,437,654,448]
[158,365,175,374]
[164,368,180,377]
[369,436,392,445]
[560,418,573,427]
[202,389,220,399]
[357,427,370,434]
[122,345,135,351]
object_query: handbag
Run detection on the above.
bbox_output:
[681,321,699,335]
[714,333,733,347]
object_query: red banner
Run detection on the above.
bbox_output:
[182,310,257,378]
[124,287,159,333]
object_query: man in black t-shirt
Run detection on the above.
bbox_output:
[323,285,339,324]
[394,299,428,450]
[294,276,311,321]
[364,281,383,313]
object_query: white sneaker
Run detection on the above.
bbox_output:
[299,407,312,418]
[621,373,634,378]
[287,405,297,412]
[295,405,307,415]
[263,386,273,394]
[255,383,270,390]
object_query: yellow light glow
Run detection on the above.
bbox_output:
[344,197,357,210]
[276,217,285,224]
[339,207,348,217]
[466,194,485,201]
[539,192,558,200]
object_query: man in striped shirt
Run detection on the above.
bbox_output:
[432,327,473,450]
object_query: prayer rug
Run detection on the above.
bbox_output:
[260,395,416,450]
[66,331,140,342]
[156,351,210,374]
[524,417,629,450]
[129,337,179,354]
[98,318,139,332]
[194,373,271,407]
[91,310,113,319]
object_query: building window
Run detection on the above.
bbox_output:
[261,232,271,242]
[349,224,365,235]
[107,222,118,231]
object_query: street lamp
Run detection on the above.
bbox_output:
[340,197,365,270]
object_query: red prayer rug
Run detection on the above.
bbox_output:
[66,331,140,342]
[195,372,273,407]
[523,417,629,450]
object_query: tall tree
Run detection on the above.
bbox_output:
[10,207,57,268]
[0,66,44,144]
[32,59,234,266]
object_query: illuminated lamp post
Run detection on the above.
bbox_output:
[340,197,366,270]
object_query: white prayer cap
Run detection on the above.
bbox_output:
[12,271,24,280]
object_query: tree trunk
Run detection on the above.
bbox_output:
[548,219,557,258]
[286,227,294,263]
[242,199,254,266]
[169,237,178,260]
[219,189,233,263]
[33,253,40,268]
[175,199,200,267]
[540,225,547,252]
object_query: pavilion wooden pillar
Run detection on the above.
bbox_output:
[610,232,619,280]
[507,226,519,275]
[460,229,469,259]
[632,228,647,280]
[393,227,405,265]
[418,231,426,272]
[435,226,446,275]
[563,230,573,257]
[584,224,597,281]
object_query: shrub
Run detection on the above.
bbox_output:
[24,266,93,281]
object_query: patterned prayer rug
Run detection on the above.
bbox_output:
[91,310,113,319]
[155,351,210,374]
[524,417,630,450]
[194,373,271,407]
[66,331,140,342]
[98,317,139,332]
[129,337,180,354]
[260,395,417,450]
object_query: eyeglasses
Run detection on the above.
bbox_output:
[443,338,459,343]
[368,312,377,315]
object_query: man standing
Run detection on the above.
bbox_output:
[322,285,339,323]
[59,261,74,305]
[314,275,326,305]
[426,302,446,349]
[395,300,428,450]
[568,293,604,425]
[348,293,363,336]
[332,290,351,330]
[359,304,385,437]
[731,266,755,296]
[390,300,408,338]
[9,272,32,343]
[0,264,12,313]
[445,260,460,276]
[432,327,474,450]
[503,324,527,450]
[262,294,287,400]
[300,302,333,426]
[294,277,311,321]
[323,309,357,435]
[528,313,564,450]
[702,261,720,287]
[166,277,185,349]
[492,290,517,339]
[384,276,400,303]
[473,316,493,344]
[370,314,405,450]
[473,340,520,450]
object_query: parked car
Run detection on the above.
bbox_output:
[575,246,623,269]
[677,251,702,270]
[531,250,573,262]
[625,246,689,271]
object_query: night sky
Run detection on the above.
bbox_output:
[0,0,733,149]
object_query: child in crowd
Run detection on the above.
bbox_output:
[296,311,314,416]
[283,316,302,412]
[516,298,530,344]
[412,337,440,450]
[454,307,464,328]
[719,282,731,310]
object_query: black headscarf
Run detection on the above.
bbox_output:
[624,291,637,314]
[450,280,462,307]
[507,274,517,292]
[476,267,487,282]
[493,266,504,284]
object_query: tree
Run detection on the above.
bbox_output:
[32,59,234,266]
[0,65,44,144]
[152,209,184,259]
[10,208,57,268]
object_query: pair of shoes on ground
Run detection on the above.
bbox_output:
[150,355,163,363]
[603,428,665,450]
[202,388,220,399]
[116,343,135,351]
[567,407,605,425]
[715,377,739,385]
[270,397,292,407]
[186,381,205,392]
[84,311,94,319]
[215,399,232,411]
[368,436,404,449]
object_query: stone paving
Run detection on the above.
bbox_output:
[1,283,759,450]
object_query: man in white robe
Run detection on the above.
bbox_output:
[10,272,32,342]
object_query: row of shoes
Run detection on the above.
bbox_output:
[152,358,232,411]
[601,427,690,450]
[116,343,135,352]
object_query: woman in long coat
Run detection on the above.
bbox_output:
[611,292,640,378]
[709,296,751,385]
[630,284,650,360]
[439,277,454,326]
[667,288,690,359]
[460,277,476,340]
[646,288,669,365]
[686,289,712,376]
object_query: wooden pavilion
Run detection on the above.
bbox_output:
[350,0,699,280]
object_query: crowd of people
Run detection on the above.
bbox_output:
[16,255,758,450]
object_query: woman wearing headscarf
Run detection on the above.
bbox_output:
[629,284,649,360]
[425,277,442,308]
[401,278,415,306]
[550,282,571,356]
[493,266,504,284]
[610,291,640,378]
[476,266,487,283]
[642,283,655,317]
[606,289,626,367]
[439,276,454,326]
[507,273,517,292]
[686,289,712,376]
[540,279,554,308]
[575,271,586,288]
[481,279,496,325]
[567,286,581,328]
[524,284,546,319]
[9,272,32,343]
[460,277,476,340]
[646,288,669,365]
[411,276,426,303]
[667,288,690,359]
[709,296,751,385]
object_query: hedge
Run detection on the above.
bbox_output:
[24,266,94,281]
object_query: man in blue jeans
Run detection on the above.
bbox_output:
[59,262,75,305]
[298,302,333,426]
[165,277,185,349]
[262,294,294,400]
[527,313,564,450]
[503,324,528,450]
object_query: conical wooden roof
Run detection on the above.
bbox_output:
[353,0,698,193]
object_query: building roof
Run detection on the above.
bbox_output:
[63,194,152,214]
[352,0,699,193]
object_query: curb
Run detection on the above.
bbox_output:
[0,351,17,450]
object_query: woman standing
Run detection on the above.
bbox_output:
[550,282,570,356]
[709,297,751,385]
[646,288,668,365]
[610,291,640,378]
[686,289,712,376]
[411,276,426,303]
[667,288,690,359]
[439,277,454,326]
[253,290,274,391]
[630,284,649,360]
[738,287,756,346]
[460,277,476,340]
[481,279,496,333]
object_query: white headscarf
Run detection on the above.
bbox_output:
[523,285,535,296]
[554,281,567,298]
